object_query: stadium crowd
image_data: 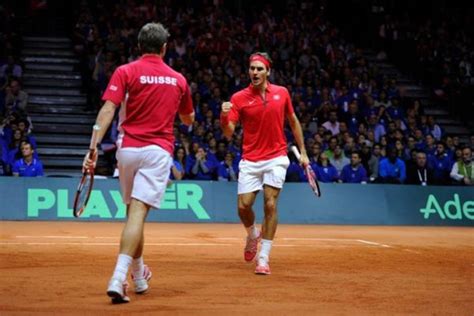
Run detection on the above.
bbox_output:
[0,5,43,177]
[1,1,472,185]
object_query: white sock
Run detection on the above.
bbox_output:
[132,256,145,280]
[245,224,259,239]
[258,239,273,264]
[112,254,133,282]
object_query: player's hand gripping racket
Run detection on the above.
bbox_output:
[291,145,321,197]
[73,125,100,217]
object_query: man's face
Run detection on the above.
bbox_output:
[416,153,427,167]
[312,145,321,156]
[329,112,337,123]
[350,153,361,167]
[21,143,33,158]
[248,60,269,87]
[10,81,20,95]
[329,138,337,149]
[373,146,381,156]
[436,144,445,155]
[462,149,472,163]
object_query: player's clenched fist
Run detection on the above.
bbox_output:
[221,101,233,115]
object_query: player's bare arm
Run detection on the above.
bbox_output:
[221,101,236,139]
[83,100,117,171]
[180,112,195,126]
[287,113,309,166]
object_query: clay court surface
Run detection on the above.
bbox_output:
[0,222,472,315]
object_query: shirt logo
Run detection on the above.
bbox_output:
[110,85,118,91]
[273,95,281,100]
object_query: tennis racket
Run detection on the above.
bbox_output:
[291,145,321,197]
[73,125,101,217]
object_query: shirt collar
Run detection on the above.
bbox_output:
[140,54,164,64]
[248,82,272,94]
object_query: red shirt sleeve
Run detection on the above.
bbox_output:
[178,82,194,115]
[228,94,240,124]
[102,66,127,106]
[284,88,295,117]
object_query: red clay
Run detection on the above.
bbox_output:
[0,222,473,315]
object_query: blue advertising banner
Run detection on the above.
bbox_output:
[0,178,473,226]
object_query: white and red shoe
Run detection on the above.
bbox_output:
[244,232,261,262]
[255,261,271,275]
[131,264,152,294]
[107,278,130,304]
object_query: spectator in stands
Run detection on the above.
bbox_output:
[0,55,22,81]
[329,144,350,175]
[361,142,380,182]
[339,151,368,184]
[170,147,186,180]
[4,79,28,113]
[406,151,434,186]
[323,136,338,160]
[428,142,452,185]
[12,141,43,177]
[322,110,340,136]
[314,152,339,183]
[378,147,406,184]
[427,116,442,141]
[450,147,473,186]
[188,146,217,180]
[367,114,386,143]
[0,136,7,175]
[308,142,321,164]
[217,152,238,182]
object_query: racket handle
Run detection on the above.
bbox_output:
[89,124,101,151]
[290,145,301,160]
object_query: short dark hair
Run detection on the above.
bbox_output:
[138,23,170,54]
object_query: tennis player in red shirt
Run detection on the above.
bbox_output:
[221,52,309,275]
[84,23,194,303]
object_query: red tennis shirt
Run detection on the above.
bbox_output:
[102,55,194,154]
[228,83,294,162]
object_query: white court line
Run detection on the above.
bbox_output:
[9,236,393,249]
[0,242,233,247]
[283,238,358,242]
[356,239,392,248]
[16,235,88,239]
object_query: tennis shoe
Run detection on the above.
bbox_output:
[131,264,152,294]
[255,262,271,275]
[107,278,130,304]
[244,231,261,262]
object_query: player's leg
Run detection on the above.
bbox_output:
[255,156,289,275]
[107,198,150,303]
[238,191,258,228]
[238,160,264,261]
[261,184,281,241]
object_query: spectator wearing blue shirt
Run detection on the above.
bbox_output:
[339,151,368,183]
[314,152,339,183]
[170,147,186,180]
[218,152,238,181]
[187,146,217,180]
[0,137,7,175]
[428,142,453,185]
[367,114,386,143]
[378,147,406,184]
[12,142,44,177]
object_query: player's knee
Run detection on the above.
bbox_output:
[264,198,277,213]
[238,200,252,214]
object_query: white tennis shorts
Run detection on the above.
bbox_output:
[238,155,290,194]
[116,145,172,209]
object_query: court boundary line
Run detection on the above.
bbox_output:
[0,235,394,249]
